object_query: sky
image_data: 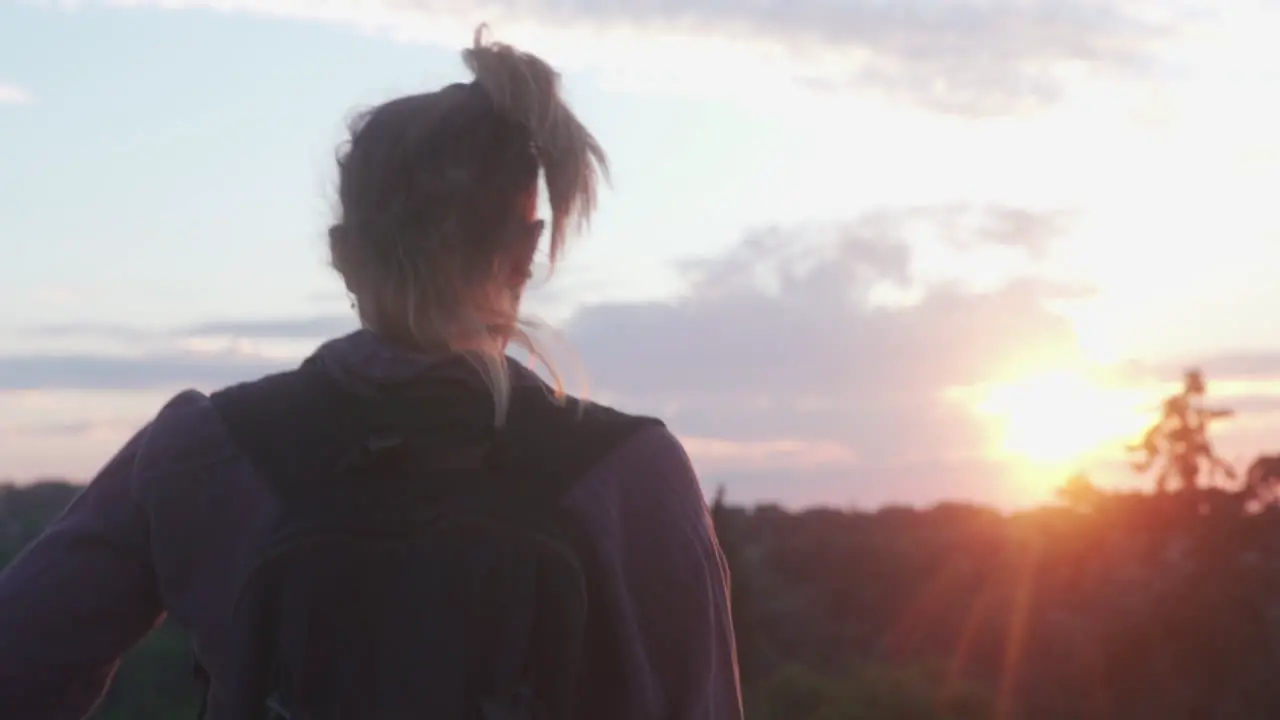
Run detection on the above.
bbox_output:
[4,0,1280,510]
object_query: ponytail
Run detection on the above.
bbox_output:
[463,24,609,265]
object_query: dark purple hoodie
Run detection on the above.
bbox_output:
[0,330,743,720]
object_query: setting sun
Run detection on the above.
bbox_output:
[968,369,1153,467]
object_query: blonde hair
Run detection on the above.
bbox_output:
[329,24,607,423]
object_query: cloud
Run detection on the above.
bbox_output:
[555,212,1088,506]
[70,0,1202,116]
[1114,354,1280,389]
[23,316,356,365]
[5,205,1089,506]
[1195,353,1280,382]
[0,352,288,392]
[682,436,859,473]
[0,420,137,441]
[30,314,358,342]
[947,206,1074,260]
[0,83,33,106]
[568,216,1079,410]
[33,205,1279,508]
[186,316,359,339]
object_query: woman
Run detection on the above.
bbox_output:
[0,27,742,720]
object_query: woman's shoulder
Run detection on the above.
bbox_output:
[594,417,695,485]
[561,402,710,532]
[129,387,266,531]
[134,389,240,480]
[133,387,279,624]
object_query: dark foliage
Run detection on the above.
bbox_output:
[713,482,1280,720]
[7,478,1280,719]
[0,482,200,720]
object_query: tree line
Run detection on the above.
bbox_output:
[7,477,1280,719]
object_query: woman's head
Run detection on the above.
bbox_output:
[329,25,606,421]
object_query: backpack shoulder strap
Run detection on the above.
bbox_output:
[494,385,664,508]
[208,358,370,499]
[209,357,664,507]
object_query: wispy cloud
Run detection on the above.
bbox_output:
[13,206,1280,505]
[4,206,1084,505]
[0,83,33,106]
[30,314,357,343]
[0,420,138,441]
[64,0,1213,116]
[682,436,858,473]
[0,352,289,392]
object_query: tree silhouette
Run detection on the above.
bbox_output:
[1240,454,1280,510]
[1056,472,1104,512]
[1127,369,1235,493]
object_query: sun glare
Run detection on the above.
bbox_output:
[970,369,1152,468]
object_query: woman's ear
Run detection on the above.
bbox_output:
[328,224,361,294]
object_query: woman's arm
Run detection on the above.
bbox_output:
[568,425,745,720]
[629,430,743,720]
[0,424,164,720]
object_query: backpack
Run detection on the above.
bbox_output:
[194,357,659,720]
